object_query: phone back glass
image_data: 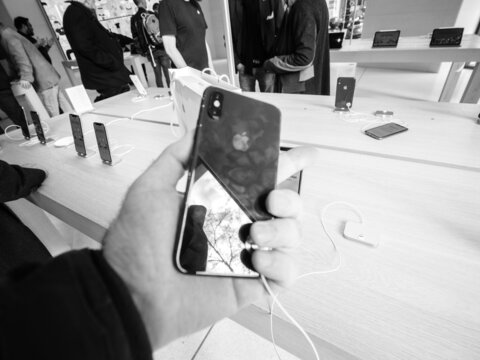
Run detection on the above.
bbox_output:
[70,115,87,156]
[31,111,45,143]
[335,77,356,109]
[94,123,112,163]
[176,87,281,277]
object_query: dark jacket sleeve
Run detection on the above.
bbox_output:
[264,5,316,73]
[63,5,120,71]
[0,250,153,360]
[0,161,46,203]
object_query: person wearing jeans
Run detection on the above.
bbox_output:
[238,67,275,92]
[0,24,71,117]
[37,85,72,117]
[229,0,284,93]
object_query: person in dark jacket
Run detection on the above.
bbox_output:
[264,0,330,95]
[229,0,284,92]
[131,0,171,87]
[0,133,306,359]
[63,0,131,102]
[0,161,51,276]
[0,55,29,137]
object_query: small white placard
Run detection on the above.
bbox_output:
[130,75,147,97]
[65,85,94,114]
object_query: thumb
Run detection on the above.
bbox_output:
[143,130,195,188]
[277,146,320,184]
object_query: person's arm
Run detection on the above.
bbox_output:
[264,7,316,74]
[162,35,187,68]
[103,133,309,349]
[0,161,46,203]
[0,250,152,360]
[63,9,120,71]
[3,37,34,85]
[0,133,310,355]
[205,41,213,70]
[158,0,187,68]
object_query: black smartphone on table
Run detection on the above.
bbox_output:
[335,77,356,110]
[175,86,282,278]
[30,111,46,144]
[365,122,408,140]
[93,122,113,164]
[70,114,87,157]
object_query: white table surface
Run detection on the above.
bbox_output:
[0,112,179,240]
[91,87,174,125]
[246,91,480,172]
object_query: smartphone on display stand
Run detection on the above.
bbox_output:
[175,86,282,278]
[334,77,356,111]
[30,111,53,144]
[70,114,95,158]
[20,107,31,140]
[365,122,408,140]
[93,122,117,165]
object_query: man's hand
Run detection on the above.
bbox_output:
[18,80,31,89]
[103,133,314,350]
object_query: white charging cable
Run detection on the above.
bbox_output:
[4,125,25,141]
[262,201,366,360]
[111,144,135,157]
[18,120,50,147]
[130,102,173,121]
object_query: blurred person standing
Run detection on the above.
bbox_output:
[131,0,171,87]
[264,0,330,95]
[0,57,29,136]
[229,0,284,92]
[14,16,53,64]
[158,0,212,71]
[0,23,71,117]
[63,0,131,102]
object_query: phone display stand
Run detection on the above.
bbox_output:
[333,103,351,112]
[40,138,55,145]
[132,94,148,103]
[103,156,121,167]
[77,148,97,159]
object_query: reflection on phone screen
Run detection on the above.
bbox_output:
[180,163,255,276]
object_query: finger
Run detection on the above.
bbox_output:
[146,130,195,187]
[266,189,302,218]
[277,146,320,184]
[252,250,299,287]
[250,218,301,249]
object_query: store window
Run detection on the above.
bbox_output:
[328,0,367,39]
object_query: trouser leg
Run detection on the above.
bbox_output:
[239,72,256,92]
[38,85,60,117]
[0,89,28,135]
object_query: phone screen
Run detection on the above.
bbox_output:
[176,87,281,277]
[30,111,46,144]
[70,114,87,156]
[365,122,408,139]
[93,122,112,163]
[373,30,400,47]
